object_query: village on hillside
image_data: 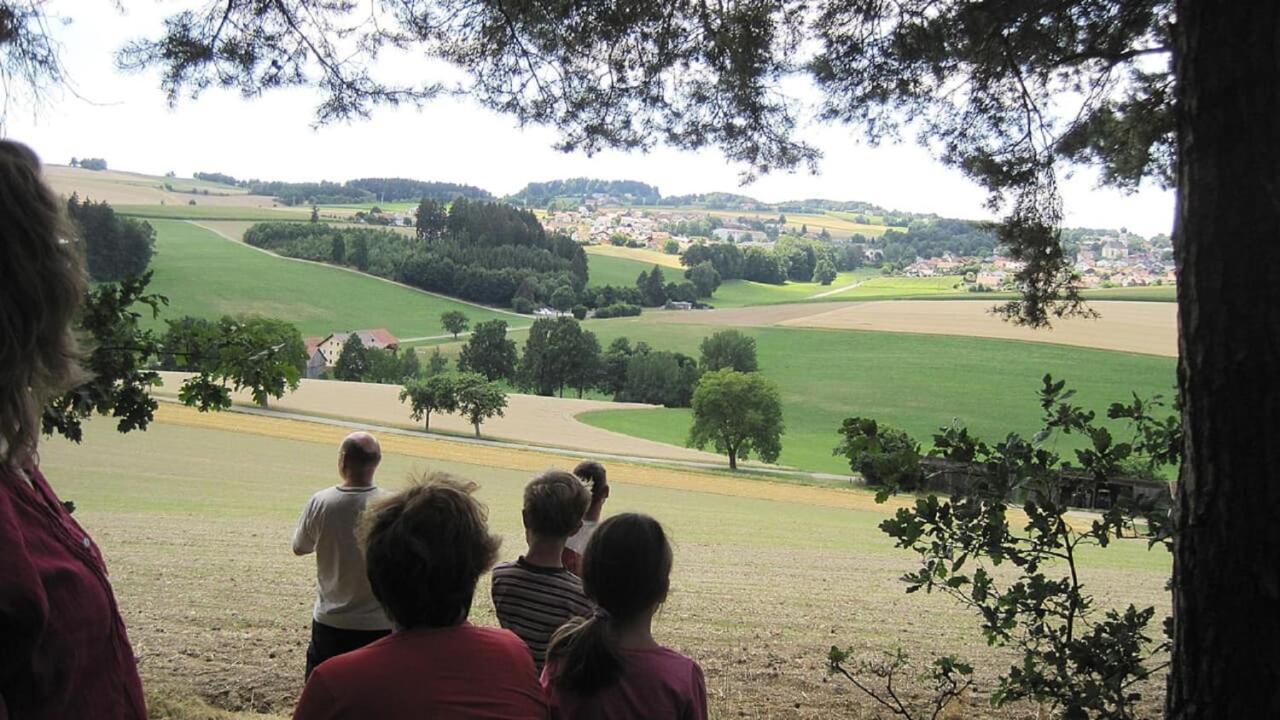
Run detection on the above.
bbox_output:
[533,201,1176,291]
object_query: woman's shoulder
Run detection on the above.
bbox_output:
[626,645,703,680]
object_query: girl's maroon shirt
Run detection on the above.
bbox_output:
[0,463,146,719]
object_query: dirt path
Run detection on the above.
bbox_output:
[806,279,866,299]
[154,372,728,464]
[151,403,908,514]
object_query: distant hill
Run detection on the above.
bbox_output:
[192,174,495,206]
[509,178,662,207]
[345,178,493,203]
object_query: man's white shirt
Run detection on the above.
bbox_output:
[292,485,392,631]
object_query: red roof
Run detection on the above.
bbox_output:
[353,328,399,349]
[304,337,324,355]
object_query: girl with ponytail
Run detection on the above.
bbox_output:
[542,513,707,719]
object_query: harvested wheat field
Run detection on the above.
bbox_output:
[154,372,728,465]
[585,243,686,268]
[44,165,283,208]
[39,409,1171,719]
[663,300,1177,356]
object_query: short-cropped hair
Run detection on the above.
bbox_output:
[341,435,381,470]
[523,470,591,539]
[361,473,501,629]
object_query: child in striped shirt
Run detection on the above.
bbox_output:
[491,471,594,670]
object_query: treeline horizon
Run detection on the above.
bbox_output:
[75,163,1143,241]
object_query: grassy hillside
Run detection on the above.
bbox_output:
[576,318,1177,474]
[118,204,310,221]
[708,269,879,307]
[707,274,1175,308]
[587,251,664,287]
[585,244,684,268]
[144,220,512,337]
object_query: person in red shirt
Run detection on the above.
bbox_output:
[293,473,547,720]
[0,140,147,719]
[542,514,707,720]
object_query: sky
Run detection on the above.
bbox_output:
[3,3,1175,236]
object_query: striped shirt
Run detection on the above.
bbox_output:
[491,557,594,670]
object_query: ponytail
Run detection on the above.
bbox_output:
[546,514,673,695]
[547,609,623,694]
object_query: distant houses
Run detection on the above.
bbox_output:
[303,328,400,378]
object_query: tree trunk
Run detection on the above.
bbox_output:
[728,447,737,470]
[1167,1,1280,715]
[424,413,430,431]
[473,423,481,438]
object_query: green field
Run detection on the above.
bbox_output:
[144,220,513,337]
[118,204,310,221]
[39,413,1170,718]
[586,251,664,287]
[576,318,1177,474]
[316,201,421,213]
[708,269,879,307]
[709,274,1175,308]
[708,272,962,307]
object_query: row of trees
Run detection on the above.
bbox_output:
[191,174,492,206]
[331,334,425,385]
[67,196,156,282]
[635,265,701,306]
[69,157,107,170]
[453,318,760,409]
[243,211,586,308]
[878,219,997,269]
[508,178,661,207]
[680,239,856,288]
[399,373,507,437]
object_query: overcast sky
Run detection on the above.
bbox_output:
[3,3,1175,236]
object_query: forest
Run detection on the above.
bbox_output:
[243,199,586,307]
[191,174,492,205]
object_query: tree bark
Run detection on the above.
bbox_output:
[1168,1,1280,715]
[728,446,737,470]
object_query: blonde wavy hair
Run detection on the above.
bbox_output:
[0,141,86,466]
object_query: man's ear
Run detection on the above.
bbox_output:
[521,508,531,529]
[572,518,584,535]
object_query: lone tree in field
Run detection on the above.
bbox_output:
[333,334,370,382]
[399,374,457,431]
[457,319,517,382]
[699,330,758,373]
[685,262,721,298]
[5,0,1274,711]
[688,370,783,470]
[453,373,507,438]
[440,310,469,340]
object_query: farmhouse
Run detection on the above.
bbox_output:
[303,337,327,379]
[314,328,400,366]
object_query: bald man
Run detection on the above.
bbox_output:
[292,432,392,678]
